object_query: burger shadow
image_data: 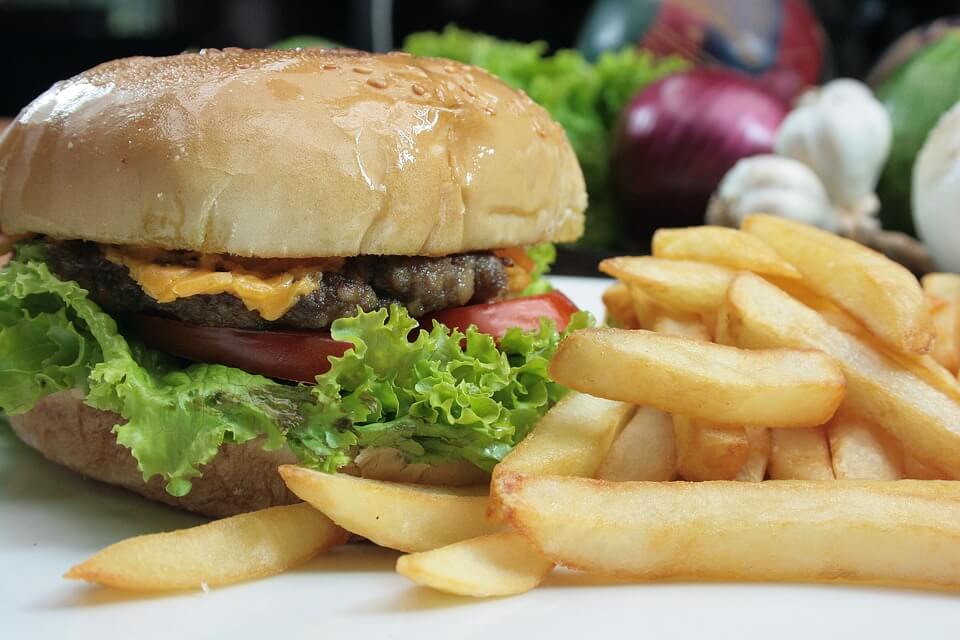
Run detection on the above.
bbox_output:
[345,565,588,614]
[290,542,402,574]
[298,545,489,611]
[32,583,201,610]
[0,423,205,551]
[355,586,496,612]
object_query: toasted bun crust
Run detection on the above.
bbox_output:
[0,48,585,257]
[9,391,487,518]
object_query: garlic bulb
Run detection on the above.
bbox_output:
[706,155,837,231]
[913,101,960,273]
[775,79,891,217]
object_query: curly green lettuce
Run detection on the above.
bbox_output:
[403,26,687,247]
[521,243,557,296]
[0,245,590,496]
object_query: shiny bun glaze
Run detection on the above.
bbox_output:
[0,48,586,257]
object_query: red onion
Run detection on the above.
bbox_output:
[611,68,788,243]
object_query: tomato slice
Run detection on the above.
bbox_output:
[424,290,579,338]
[131,315,351,384]
[132,291,578,384]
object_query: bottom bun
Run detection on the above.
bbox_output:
[9,391,488,518]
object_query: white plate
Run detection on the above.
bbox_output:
[2,275,959,640]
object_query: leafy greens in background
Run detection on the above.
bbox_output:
[403,26,688,247]
[0,244,589,496]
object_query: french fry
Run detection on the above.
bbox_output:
[489,392,633,516]
[765,279,960,406]
[550,328,845,429]
[395,531,552,597]
[596,407,677,482]
[874,343,960,407]
[903,454,952,480]
[599,256,733,316]
[927,293,948,314]
[65,503,346,591]
[651,314,711,341]
[826,410,903,480]
[497,473,960,590]
[279,467,495,552]
[767,426,835,480]
[491,393,635,484]
[653,226,800,279]
[723,272,960,476]
[673,416,749,481]
[764,277,865,336]
[736,427,771,482]
[761,279,960,406]
[602,282,637,328]
[406,393,631,597]
[743,214,933,355]
[628,284,661,329]
[923,273,960,373]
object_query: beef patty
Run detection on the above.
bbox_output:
[46,241,509,330]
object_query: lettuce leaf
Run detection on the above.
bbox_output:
[0,246,589,496]
[403,26,686,247]
[521,243,557,296]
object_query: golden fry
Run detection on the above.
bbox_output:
[602,282,637,329]
[597,407,677,482]
[498,473,960,590]
[743,214,933,355]
[768,426,834,480]
[395,531,552,597]
[65,504,346,591]
[723,272,960,476]
[279,467,494,552]
[736,427,771,482]
[653,226,800,278]
[599,256,733,316]
[826,410,903,480]
[673,416,749,481]
[551,328,845,429]
[651,314,711,341]
[923,273,960,373]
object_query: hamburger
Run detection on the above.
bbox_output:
[0,48,588,517]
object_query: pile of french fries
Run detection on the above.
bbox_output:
[66,214,960,596]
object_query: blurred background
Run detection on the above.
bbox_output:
[2,0,958,273]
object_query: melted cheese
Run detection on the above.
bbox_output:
[494,247,534,293]
[103,247,342,321]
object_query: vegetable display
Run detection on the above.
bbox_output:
[872,25,960,236]
[576,0,827,103]
[0,243,590,496]
[709,78,935,274]
[403,26,687,248]
[706,154,835,231]
[611,68,788,241]
[775,79,891,220]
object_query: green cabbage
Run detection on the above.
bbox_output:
[403,26,687,247]
[0,246,589,496]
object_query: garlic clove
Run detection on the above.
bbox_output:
[775,79,891,216]
[707,155,837,232]
[913,101,960,273]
